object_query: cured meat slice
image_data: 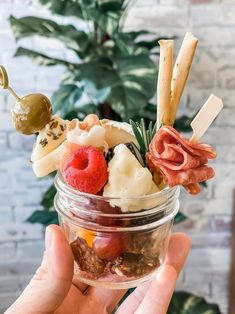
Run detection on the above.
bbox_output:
[183,183,201,195]
[147,126,216,194]
[150,126,216,160]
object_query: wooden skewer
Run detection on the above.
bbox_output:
[8,86,21,101]
[0,65,9,89]
[157,40,174,130]
[190,94,223,142]
[0,65,21,101]
[169,32,198,126]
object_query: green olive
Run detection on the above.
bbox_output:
[11,93,52,135]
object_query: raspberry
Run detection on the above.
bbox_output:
[63,146,108,194]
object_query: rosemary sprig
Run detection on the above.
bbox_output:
[130,120,146,154]
[126,142,145,168]
[130,118,157,165]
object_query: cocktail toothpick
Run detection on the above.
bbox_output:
[0,65,20,100]
[190,94,223,142]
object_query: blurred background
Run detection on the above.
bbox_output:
[0,0,234,313]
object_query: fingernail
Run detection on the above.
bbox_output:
[45,226,53,251]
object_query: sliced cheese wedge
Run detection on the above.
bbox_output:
[32,143,64,177]
[31,115,68,162]
[101,119,138,148]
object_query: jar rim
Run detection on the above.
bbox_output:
[54,171,180,231]
[55,194,179,232]
[55,171,179,202]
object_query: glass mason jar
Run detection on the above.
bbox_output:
[54,172,180,289]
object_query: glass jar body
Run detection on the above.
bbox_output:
[54,173,180,289]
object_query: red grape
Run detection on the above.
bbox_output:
[93,234,123,260]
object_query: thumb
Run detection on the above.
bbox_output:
[6,225,74,314]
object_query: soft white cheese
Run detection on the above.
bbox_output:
[103,144,161,212]
[67,124,107,149]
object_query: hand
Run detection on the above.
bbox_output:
[6,225,190,314]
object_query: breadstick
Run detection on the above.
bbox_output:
[169,32,198,125]
[157,40,174,129]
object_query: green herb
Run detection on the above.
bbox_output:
[126,142,145,168]
[130,118,157,165]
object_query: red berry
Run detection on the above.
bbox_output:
[63,146,108,194]
[93,234,123,260]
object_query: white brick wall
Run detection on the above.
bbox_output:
[0,0,234,313]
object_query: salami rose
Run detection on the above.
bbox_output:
[146,126,216,194]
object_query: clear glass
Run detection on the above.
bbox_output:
[54,172,180,289]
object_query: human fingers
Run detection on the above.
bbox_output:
[135,233,191,314]
[85,286,127,313]
[5,225,74,314]
[164,233,191,274]
[72,277,89,293]
[117,233,191,314]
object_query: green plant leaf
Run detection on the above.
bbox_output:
[174,115,194,133]
[108,54,157,120]
[200,181,208,188]
[9,15,88,53]
[73,58,116,88]
[135,39,158,51]
[168,291,222,314]
[77,103,100,119]
[136,36,176,51]
[41,184,57,210]
[26,210,58,226]
[96,1,124,37]
[121,30,153,40]
[64,110,80,121]
[83,0,124,36]
[98,13,120,37]
[98,0,124,12]
[174,212,187,224]
[83,80,111,103]
[39,0,124,28]
[52,84,83,117]
[37,0,123,43]
[63,103,100,121]
[114,31,159,56]
[39,0,84,18]
[15,47,72,67]
[132,103,157,123]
